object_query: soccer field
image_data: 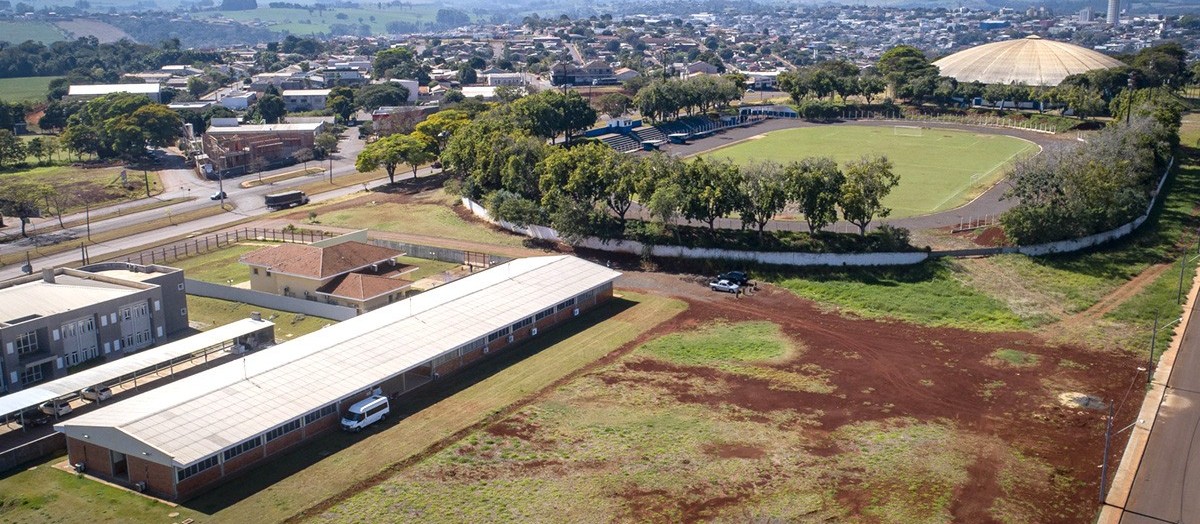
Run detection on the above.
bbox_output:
[703,125,1038,218]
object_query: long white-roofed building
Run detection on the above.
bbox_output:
[56,256,620,500]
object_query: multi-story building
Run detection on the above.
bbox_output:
[281,89,331,111]
[0,264,188,395]
[197,122,325,177]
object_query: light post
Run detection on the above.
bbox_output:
[1146,311,1182,383]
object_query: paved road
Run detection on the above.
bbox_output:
[1120,297,1200,524]
[0,134,453,281]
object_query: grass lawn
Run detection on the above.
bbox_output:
[176,291,685,523]
[166,243,263,285]
[0,458,199,524]
[186,295,335,340]
[0,164,161,215]
[703,126,1037,218]
[771,260,1029,332]
[0,21,65,44]
[319,200,527,249]
[0,76,61,103]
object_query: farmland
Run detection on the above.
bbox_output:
[0,21,65,44]
[0,76,60,103]
[213,5,461,36]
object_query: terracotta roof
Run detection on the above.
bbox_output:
[316,273,413,301]
[239,241,403,279]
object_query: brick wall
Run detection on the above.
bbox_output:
[265,428,304,456]
[176,462,223,500]
[126,455,175,499]
[222,444,266,477]
[67,438,114,477]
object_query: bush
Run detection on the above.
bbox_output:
[625,220,918,253]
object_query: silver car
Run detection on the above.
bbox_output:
[80,386,113,402]
[709,279,740,293]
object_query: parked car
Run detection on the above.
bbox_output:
[717,271,750,286]
[80,386,113,402]
[39,400,72,417]
[15,409,51,427]
[210,191,227,200]
[709,279,740,294]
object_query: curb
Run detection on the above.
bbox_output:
[1098,264,1200,523]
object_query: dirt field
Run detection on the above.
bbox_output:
[318,271,1140,523]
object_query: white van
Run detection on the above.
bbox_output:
[340,395,389,432]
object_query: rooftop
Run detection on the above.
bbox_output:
[932,35,1126,86]
[56,256,620,468]
[282,89,332,96]
[0,269,163,327]
[67,84,162,96]
[316,273,412,301]
[239,241,404,280]
[204,122,325,134]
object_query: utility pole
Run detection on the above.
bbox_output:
[144,170,151,198]
[328,154,333,183]
[84,201,91,240]
[1100,401,1114,503]
[1148,312,1159,383]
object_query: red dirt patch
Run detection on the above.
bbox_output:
[608,271,1142,522]
[974,226,1008,247]
[704,443,766,459]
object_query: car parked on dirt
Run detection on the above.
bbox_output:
[80,386,113,402]
[39,400,72,417]
[717,271,750,286]
[710,279,740,293]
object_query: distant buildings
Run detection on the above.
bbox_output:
[1107,0,1120,24]
[551,60,615,85]
[66,84,163,103]
[281,89,331,111]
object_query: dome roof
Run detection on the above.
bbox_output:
[932,36,1125,86]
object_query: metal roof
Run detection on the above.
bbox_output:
[203,123,324,134]
[1,319,273,418]
[932,35,1126,87]
[67,84,162,96]
[56,256,620,468]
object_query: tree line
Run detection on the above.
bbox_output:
[633,74,743,123]
[439,100,903,247]
[1001,89,1183,244]
[0,37,223,79]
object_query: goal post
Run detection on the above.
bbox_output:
[893,125,923,137]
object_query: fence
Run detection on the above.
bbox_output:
[370,238,512,268]
[839,110,1063,134]
[185,279,358,320]
[118,227,336,266]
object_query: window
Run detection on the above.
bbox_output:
[20,366,43,385]
[577,290,596,303]
[177,283,185,291]
[252,268,259,275]
[265,270,272,277]
[265,419,302,442]
[14,331,37,355]
[512,317,533,331]
[181,308,187,317]
[223,436,262,461]
[304,404,337,424]
[487,326,511,342]
[555,298,576,312]
[535,307,555,321]
[177,455,219,482]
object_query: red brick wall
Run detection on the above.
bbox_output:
[126,456,175,499]
[222,445,266,477]
[67,438,114,478]
[176,462,223,500]
[303,412,339,438]
[265,429,304,456]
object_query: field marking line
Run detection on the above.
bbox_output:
[925,141,1040,214]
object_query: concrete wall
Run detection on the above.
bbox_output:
[1,433,66,473]
[185,279,357,321]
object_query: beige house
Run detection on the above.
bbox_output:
[239,241,414,312]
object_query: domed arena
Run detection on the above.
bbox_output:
[932,35,1126,86]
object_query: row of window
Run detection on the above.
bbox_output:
[14,331,38,355]
[512,317,533,331]
[177,455,220,482]
[266,419,302,442]
[223,436,262,461]
[486,326,511,342]
[555,297,577,312]
[534,307,555,321]
[304,403,337,424]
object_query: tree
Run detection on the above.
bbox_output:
[681,157,742,231]
[839,156,899,235]
[785,157,844,233]
[413,109,469,154]
[357,83,408,110]
[315,132,339,157]
[292,147,314,171]
[457,64,478,85]
[131,104,183,148]
[511,90,596,144]
[596,92,632,119]
[738,161,788,235]
[187,77,211,98]
[356,133,431,184]
[256,94,286,124]
[26,137,46,165]
[875,45,939,100]
[0,129,27,168]
[1,180,51,237]
[327,86,356,122]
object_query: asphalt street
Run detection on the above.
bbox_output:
[1121,297,1200,524]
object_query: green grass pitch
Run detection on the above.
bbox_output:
[703,125,1038,218]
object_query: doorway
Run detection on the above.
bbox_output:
[110,450,128,480]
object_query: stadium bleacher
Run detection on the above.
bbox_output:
[597,133,642,153]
